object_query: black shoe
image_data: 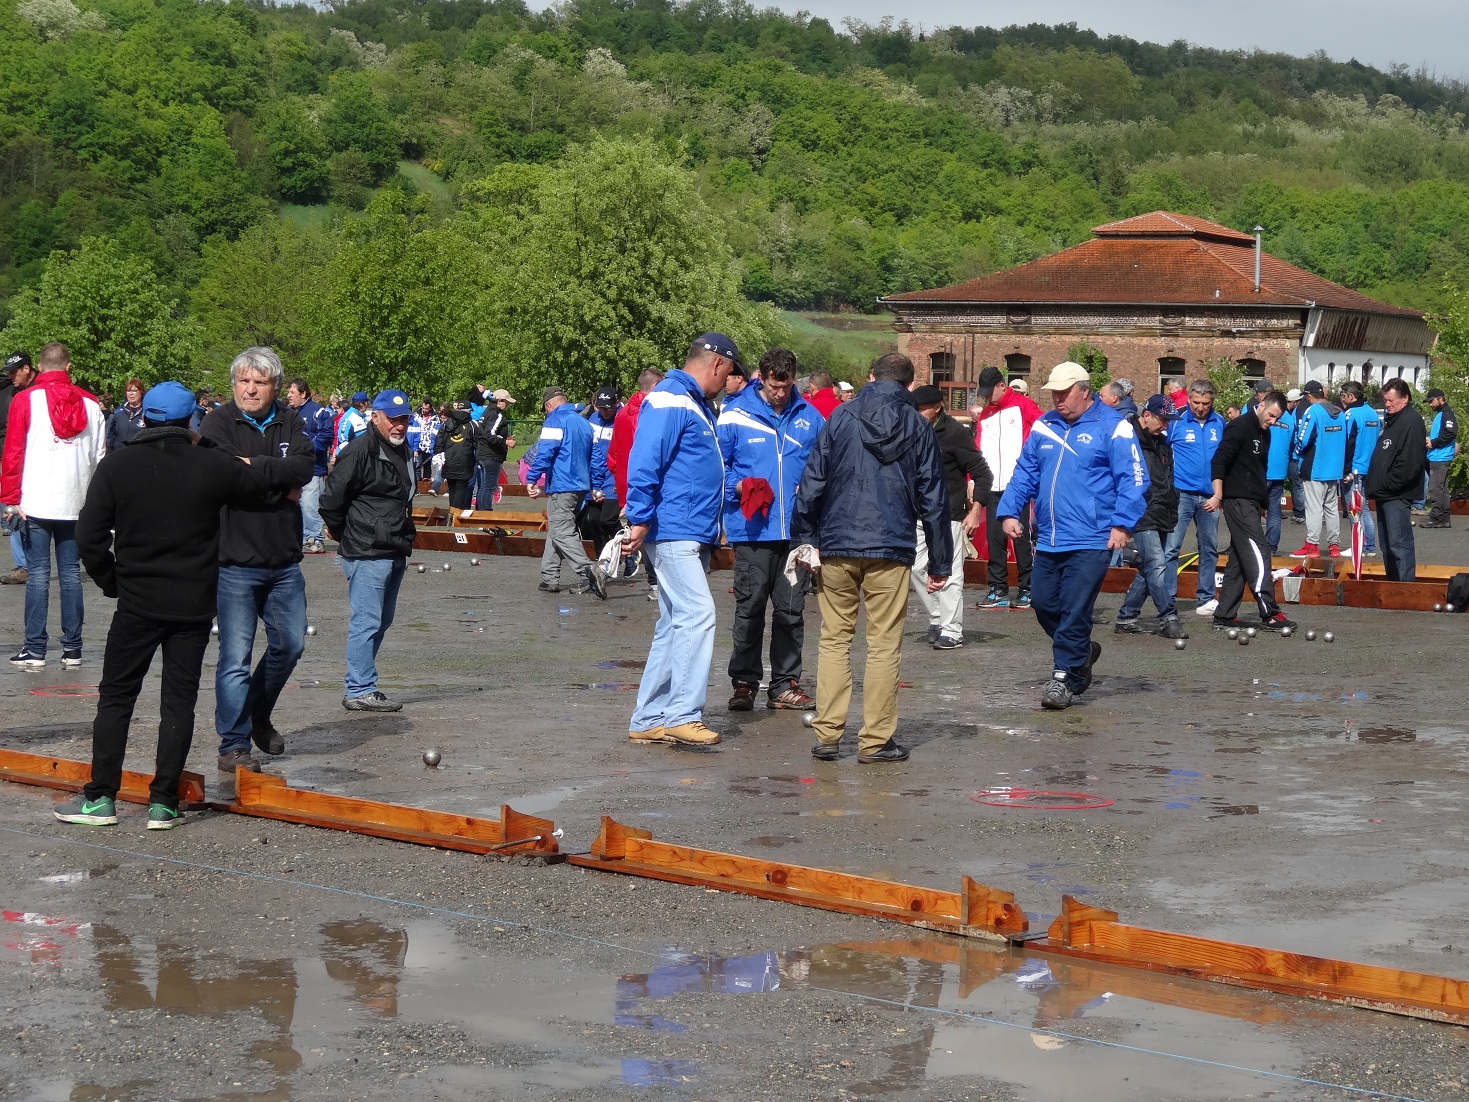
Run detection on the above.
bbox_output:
[217,748,260,773]
[61,649,82,668]
[857,740,910,764]
[811,742,840,761]
[926,625,940,644]
[1041,672,1074,710]
[1112,617,1152,635]
[1419,521,1451,529]
[250,725,285,756]
[728,681,757,711]
[1157,616,1189,640]
[932,634,965,649]
[538,582,560,593]
[342,691,403,712]
[1075,640,1101,694]
[1259,612,1298,632]
[1211,616,1243,631]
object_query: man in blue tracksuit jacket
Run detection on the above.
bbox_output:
[1289,380,1348,556]
[1423,388,1458,528]
[1164,380,1226,614]
[624,333,742,748]
[717,348,824,712]
[286,377,335,555]
[1339,381,1380,552]
[526,385,604,598]
[997,362,1148,710]
[1264,403,1294,555]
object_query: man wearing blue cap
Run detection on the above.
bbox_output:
[55,382,269,830]
[624,332,744,747]
[336,391,369,453]
[321,389,417,712]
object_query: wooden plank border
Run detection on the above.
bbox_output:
[0,748,206,808]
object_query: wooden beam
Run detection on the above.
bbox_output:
[960,876,1028,936]
[0,748,206,808]
[220,769,560,856]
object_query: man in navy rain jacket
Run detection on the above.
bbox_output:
[624,334,742,748]
[527,386,605,598]
[997,362,1148,711]
[717,347,824,713]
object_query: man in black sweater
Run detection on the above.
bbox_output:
[1207,389,1297,632]
[910,386,992,649]
[1366,378,1429,581]
[56,383,268,829]
[1114,394,1186,639]
[199,347,316,773]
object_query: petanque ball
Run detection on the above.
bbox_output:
[1174,638,1187,650]
[1245,626,1258,638]
[1238,634,1249,646]
[801,711,816,728]
[470,558,480,566]
[443,562,451,572]
[305,625,316,637]
[210,623,218,636]
[1323,631,1335,643]
[1448,603,1457,613]
[1226,628,1240,640]
[1305,629,1317,641]
[1280,626,1293,638]
[417,564,426,574]
[1434,603,1443,613]
[422,749,442,768]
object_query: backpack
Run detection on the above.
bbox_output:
[1446,573,1469,612]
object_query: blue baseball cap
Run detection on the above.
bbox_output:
[351,391,369,403]
[693,332,746,375]
[142,381,196,423]
[372,389,411,415]
[1143,394,1172,418]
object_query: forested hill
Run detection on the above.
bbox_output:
[4,0,1469,398]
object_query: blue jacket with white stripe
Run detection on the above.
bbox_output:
[526,402,592,494]
[717,382,824,543]
[1292,398,1348,481]
[996,399,1149,552]
[625,369,724,544]
[1344,403,1382,476]
[588,407,619,500]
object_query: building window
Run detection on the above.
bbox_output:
[1158,356,1186,393]
[1237,357,1266,381]
[1004,353,1031,379]
[929,352,955,384]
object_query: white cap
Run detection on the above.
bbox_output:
[837,381,854,392]
[1286,388,1302,402]
[1039,361,1091,391]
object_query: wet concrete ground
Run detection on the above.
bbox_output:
[2,518,1469,1100]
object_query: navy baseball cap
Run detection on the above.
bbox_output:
[372,389,411,415]
[351,390,369,403]
[694,332,746,375]
[1143,394,1172,418]
[4,351,31,373]
[142,381,197,423]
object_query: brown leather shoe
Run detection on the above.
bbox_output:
[728,681,757,711]
[0,567,27,585]
[662,721,721,746]
[767,685,814,710]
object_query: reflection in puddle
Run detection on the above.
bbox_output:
[1356,727,1416,743]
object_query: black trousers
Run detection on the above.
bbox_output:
[1216,498,1281,622]
[986,490,1032,591]
[447,478,472,510]
[84,606,211,810]
[576,498,622,556]
[727,541,805,694]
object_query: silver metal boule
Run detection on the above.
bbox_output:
[1226,628,1239,640]
[1174,638,1186,650]
[1305,629,1317,641]
[1434,603,1443,612]
[470,558,480,566]
[1447,603,1456,613]
[422,749,442,768]
[1280,626,1293,637]
[801,711,816,728]
[1323,631,1335,643]
[1245,626,1257,638]
[210,623,218,636]
[443,563,451,571]
[305,625,317,637]
[417,564,426,573]
[1238,634,1249,646]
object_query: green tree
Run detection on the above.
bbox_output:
[0,237,198,395]
[321,75,400,182]
[261,99,330,203]
[1067,340,1109,390]
[471,136,781,398]
[1203,358,1252,415]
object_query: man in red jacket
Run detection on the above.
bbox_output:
[804,370,841,419]
[607,368,664,599]
[973,366,1042,609]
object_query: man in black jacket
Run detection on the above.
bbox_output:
[476,389,516,510]
[1114,394,1187,639]
[56,382,268,830]
[791,354,949,764]
[1209,390,1296,632]
[0,351,36,585]
[199,347,316,773]
[1366,379,1428,581]
[320,390,417,713]
[910,386,992,649]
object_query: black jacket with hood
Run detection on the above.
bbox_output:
[1366,404,1429,502]
[932,408,993,520]
[1134,423,1178,532]
[319,423,417,560]
[434,409,479,479]
[791,379,951,571]
[478,407,511,463]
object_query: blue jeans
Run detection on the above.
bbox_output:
[23,519,83,656]
[1266,480,1284,554]
[341,556,406,697]
[1341,475,1376,553]
[1030,548,1111,694]
[1165,491,1218,602]
[1376,499,1416,582]
[631,541,715,730]
[1117,529,1176,622]
[10,525,24,571]
[215,564,307,752]
[300,475,324,542]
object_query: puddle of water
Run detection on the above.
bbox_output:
[505,778,610,814]
[1356,727,1416,743]
[594,659,646,669]
[567,682,638,691]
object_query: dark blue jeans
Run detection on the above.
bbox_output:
[1266,480,1284,555]
[1164,491,1218,602]
[1117,529,1175,622]
[24,518,84,656]
[1376,499,1416,582]
[215,564,307,753]
[1030,548,1111,693]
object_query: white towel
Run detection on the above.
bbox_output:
[782,544,822,587]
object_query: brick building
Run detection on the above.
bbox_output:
[879,211,1435,411]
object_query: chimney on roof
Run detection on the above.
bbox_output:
[1253,226,1264,293]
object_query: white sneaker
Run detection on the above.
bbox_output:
[1194,599,1219,616]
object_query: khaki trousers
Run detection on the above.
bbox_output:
[814,557,909,755]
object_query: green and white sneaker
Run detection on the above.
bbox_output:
[146,804,184,831]
[53,794,118,826]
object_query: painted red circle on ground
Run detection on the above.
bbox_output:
[29,684,98,698]
[970,787,1114,811]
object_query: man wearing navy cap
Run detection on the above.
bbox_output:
[321,389,418,712]
[624,332,744,747]
[336,391,369,453]
[1113,394,1187,639]
[57,382,269,830]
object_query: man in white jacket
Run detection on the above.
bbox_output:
[0,343,106,668]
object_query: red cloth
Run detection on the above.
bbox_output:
[806,387,840,418]
[1171,388,1189,410]
[607,390,646,504]
[738,476,775,520]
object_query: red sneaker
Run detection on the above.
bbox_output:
[1327,543,1341,557]
[1289,542,1320,559]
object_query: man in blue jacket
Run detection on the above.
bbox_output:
[624,333,743,748]
[791,353,949,764]
[527,386,605,599]
[1264,396,1295,555]
[718,348,823,712]
[286,377,334,555]
[998,362,1148,711]
[1422,388,1457,529]
[1164,380,1226,616]
[1288,380,1347,557]
[1339,382,1380,553]
[578,386,623,556]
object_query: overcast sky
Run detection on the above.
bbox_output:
[773,0,1469,84]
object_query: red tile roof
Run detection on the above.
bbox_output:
[882,212,1421,318]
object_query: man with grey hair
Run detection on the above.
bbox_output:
[1099,379,1138,420]
[199,347,316,773]
[1165,379,1226,616]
